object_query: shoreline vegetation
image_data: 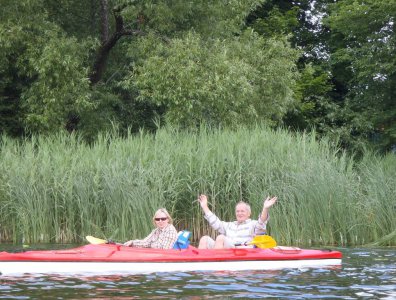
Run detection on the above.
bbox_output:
[0,126,395,246]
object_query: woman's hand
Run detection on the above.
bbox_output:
[123,240,134,247]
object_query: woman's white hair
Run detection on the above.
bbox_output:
[152,208,173,225]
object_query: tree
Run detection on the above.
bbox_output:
[1,0,301,135]
[123,31,299,128]
[325,0,396,152]
[0,1,93,134]
[247,0,396,153]
[247,1,340,135]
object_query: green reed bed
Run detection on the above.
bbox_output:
[0,127,395,246]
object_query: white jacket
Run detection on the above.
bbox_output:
[204,212,268,244]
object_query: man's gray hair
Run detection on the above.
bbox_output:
[236,201,251,214]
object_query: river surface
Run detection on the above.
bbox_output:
[0,245,395,299]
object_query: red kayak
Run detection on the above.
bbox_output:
[0,244,342,276]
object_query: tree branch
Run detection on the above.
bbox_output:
[89,0,142,85]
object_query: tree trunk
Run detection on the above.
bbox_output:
[89,1,142,85]
[100,0,109,43]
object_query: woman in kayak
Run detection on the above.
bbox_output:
[124,208,178,249]
[197,194,277,249]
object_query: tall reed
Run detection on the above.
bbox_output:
[0,127,394,246]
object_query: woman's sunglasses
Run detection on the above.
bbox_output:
[154,217,168,221]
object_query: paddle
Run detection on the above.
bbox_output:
[86,235,120,245]
[235,235,277,249]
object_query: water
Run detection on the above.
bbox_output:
[0,246,395,299]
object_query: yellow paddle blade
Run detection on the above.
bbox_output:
[86,235,108,245]
[249,235,277,249]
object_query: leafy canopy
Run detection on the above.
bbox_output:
[123,31,299,128]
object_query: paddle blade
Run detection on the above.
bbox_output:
[86,235,108,245]
[250,235,277,249]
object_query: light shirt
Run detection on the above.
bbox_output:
[132,224,178,249]
[205,212,268,244]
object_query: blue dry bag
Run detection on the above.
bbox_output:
[173,230,191,249]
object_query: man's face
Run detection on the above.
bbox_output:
[235,203,251,223]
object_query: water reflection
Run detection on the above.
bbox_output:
[0,247,395,299]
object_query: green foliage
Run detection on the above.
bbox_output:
[285,64,339,133]
[124,31,299,128]
[3,0,295,137]
[121,0,265,36]
[250,5,300,37]
[21,33,93,132]
[247,0,352,148]
[44,0,100,38]
[1,0,395,153]
[0,1,48,135]
[0,0,95,134]
[247,0,395,153]
[0,128,394,245]
[77,85,164,140]
[325,0,396,152]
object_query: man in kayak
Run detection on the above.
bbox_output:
[197,194,277,249]
[124,208,178,249]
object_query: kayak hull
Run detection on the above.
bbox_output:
[0,259,342,275]
[0,244,342,276]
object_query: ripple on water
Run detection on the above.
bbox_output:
[0,247,395,299]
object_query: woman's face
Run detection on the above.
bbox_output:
[154,212,169,229]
